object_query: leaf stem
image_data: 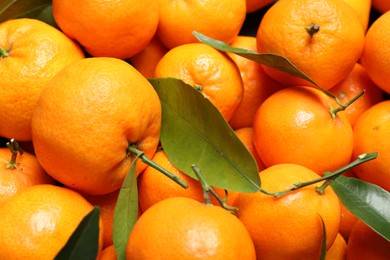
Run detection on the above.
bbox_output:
[260,152,378,197]
[191,164,238,213]
[6,139,23,169]
[127,144,188,189]
[329,90,366,118]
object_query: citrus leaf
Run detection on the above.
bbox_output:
[193,31,324,91]
[55,206,100,260]
[113,156,139,260]
[149,77,260,192]
[319,216,327,260]
[0,0,52,23]
[331,176,390,241]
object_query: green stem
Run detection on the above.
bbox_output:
[127,145,188,189]
[6,139,23,169]
[329,90,366,118]
[192,164,238,213]
[260,152,378,197]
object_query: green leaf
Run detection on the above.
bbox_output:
[319,216,327,260]
[149,77,260,193]
[193,31,329,93]
[113,156,140,260]
[331,176,390,241]
[55,206,100,260]
[0,0,53,24]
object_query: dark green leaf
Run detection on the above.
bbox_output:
[331,176,390,241]
[149,78,260,192]
[0,0,53,24]
[113,157,139,260]
[319,216,327,260]
[193,31,322,90]
[55,206,100,260]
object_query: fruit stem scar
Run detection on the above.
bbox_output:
[191,164,238,213]
[194,84,203,92]
[0,44,12,59]
[6,138,23,169]
[306,23,320,36]
[127,144,188,189]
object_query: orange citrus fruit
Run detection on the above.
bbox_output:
[156,0,246,49]
[138,149,238,212]
[234,127,266,172]
[31,57,162,195]
[227,36,284,129]
[0,18,85,141]
[253,86,353,175]
[343,0,372,31]
[246,0,274,13]
[129,36,168,78]
[101,245,117,260]
[154,43,244,121]
[0,184,103,259]
[0,140,54,206]
[234,163,341,259]
[346,220,390,259]
[352,100,390,191]
[256,0,365,89]
[52,0,159,59]
[339,199,359,241]
[329,63,384,126]
[372,0,390,13]
[127,197,256,259]
[361,10,390,94]
[326,233,347,260]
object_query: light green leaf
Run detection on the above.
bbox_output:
[149,77,260,193]
[113,157,139,260]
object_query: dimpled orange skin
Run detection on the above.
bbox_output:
[156,0,246,49]
[329,63,384,126]
[234,127,266,172]
[352,100,390,191]
[256,0,365,90]
[227,36,284,130]
[31,57,161,195]
[0,148,55,206]
[360,11,390,94]
[0,18,85,141]
[343,0,372,31]
[129,36,168,78]
[326,233,347,260]
[346,220,390,259]
[126,197,256,259]
[52,0,159,59]
[0,184,103,259]
[154,43,244,121]
[234,164,341,259]
[253,86,353,175]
